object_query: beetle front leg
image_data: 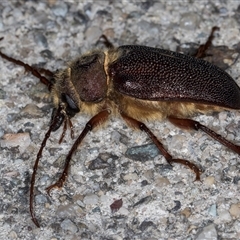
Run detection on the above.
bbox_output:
[45,109,111,194]
[168,116,240,155]
[121,113,201,181]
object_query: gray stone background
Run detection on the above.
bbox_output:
[0,1,240,239]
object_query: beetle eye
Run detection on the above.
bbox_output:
[61,93,80,118]
[61,93,80,113]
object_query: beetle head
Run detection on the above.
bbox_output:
[51,50,107,131]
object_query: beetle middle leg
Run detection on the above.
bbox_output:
[168,117,240,155]
[121,113,201,181]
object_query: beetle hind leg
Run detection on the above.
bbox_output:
[121,112,202,181]
[194,26,220,58]
[97,35,114,49]
[168,116,240,155]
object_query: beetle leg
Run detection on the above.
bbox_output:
[58,116,74,144]
[0,50,53,90]
[168,117,240,155]
[98,34,114,49]
[121,113,201,181]
[195,26,220,58]
[45,109,111,194]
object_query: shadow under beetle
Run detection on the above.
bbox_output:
[0,27,240,227]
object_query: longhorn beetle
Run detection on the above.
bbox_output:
[0,27,240,227]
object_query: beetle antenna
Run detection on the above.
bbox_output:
[0,50,54,91]
[30,105,64,227]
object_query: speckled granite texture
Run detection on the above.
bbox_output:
[0,1,240,239]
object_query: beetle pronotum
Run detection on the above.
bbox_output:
[0,27,240,227]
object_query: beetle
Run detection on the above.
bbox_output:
[0,27,240,227]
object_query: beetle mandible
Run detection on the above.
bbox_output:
[0,27,240,227]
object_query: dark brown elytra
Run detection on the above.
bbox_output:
[1,27,240,228]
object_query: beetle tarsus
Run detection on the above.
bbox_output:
[169,159,202,181]
[45,175,66,195]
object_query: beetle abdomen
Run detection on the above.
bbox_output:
[109,45,240,109]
